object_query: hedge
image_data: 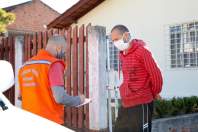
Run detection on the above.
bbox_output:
[153,96,198,119]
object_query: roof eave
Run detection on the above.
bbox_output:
[47,0,105,29]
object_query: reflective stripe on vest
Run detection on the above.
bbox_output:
[24,60,51,66]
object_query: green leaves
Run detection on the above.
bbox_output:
[0,8,15,33]
[153,96,198,119]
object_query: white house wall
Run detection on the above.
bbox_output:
[72,0,198,98]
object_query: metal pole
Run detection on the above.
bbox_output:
[114,87,119,120]
[106,36,113,132]
[107,87,113,132]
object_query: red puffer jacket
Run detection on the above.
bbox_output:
[119,39,163,108]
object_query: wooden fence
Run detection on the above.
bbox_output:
[0,24,93,131]
[22,25,90,131]
[0,36,15,105]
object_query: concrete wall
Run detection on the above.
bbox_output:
[72,0,198,98]
[152,113,198,132]
[87,26,108,131]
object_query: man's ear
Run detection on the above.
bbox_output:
[125,32,131,42]
[122,32,129,42]
[126,32,130,37]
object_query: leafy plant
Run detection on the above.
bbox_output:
[153,96,198,119]
[0,8,15,33]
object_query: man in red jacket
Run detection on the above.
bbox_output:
[111,25,163,132]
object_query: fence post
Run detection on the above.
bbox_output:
[15,35,24,107]
[87,26,108,131]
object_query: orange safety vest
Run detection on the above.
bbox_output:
[18,49,65,124]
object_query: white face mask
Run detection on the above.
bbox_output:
[113,38,130,51]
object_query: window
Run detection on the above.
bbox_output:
[170,21,198,68]
[107,37,119,71]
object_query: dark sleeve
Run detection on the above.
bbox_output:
[52,86,81,107]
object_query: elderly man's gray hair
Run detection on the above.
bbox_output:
[47,34,66,45]
[111,25,129,35]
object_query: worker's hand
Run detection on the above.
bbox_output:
[79,94,85,103]
[18,91,22,101]
[18,96,22,101]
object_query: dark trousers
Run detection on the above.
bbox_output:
[114,102,153,132]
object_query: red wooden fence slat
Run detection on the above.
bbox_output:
[43,31,48,48]
[24,34,28,62]
[37,32,42,50]
[3,38,5,59]
[23,35,26,62]
[4,38,9,60]
[32,33,37,56]
[3,38,5,60]
[6,37,11,103]
[9,36,15,67]
[27,34,31,59]
[9,36,15,105]
[7,37,10,59]
[0,39,4,59]
[65,27,72,126]
[78,24,85,129]
[72,26,78,128]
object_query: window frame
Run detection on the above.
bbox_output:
[169,21,198,69]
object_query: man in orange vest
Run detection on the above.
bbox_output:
[18,35,85,125]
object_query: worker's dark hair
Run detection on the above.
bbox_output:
[111,25,129,34]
